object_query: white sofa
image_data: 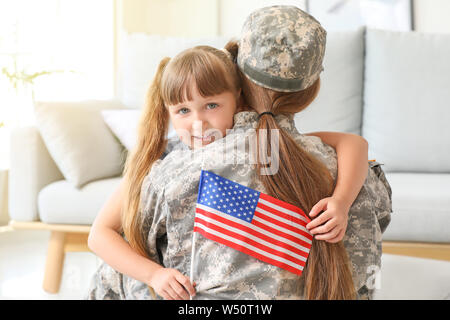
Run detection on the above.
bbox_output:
[8,28,450,293]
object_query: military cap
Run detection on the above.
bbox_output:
[237,5,327,92]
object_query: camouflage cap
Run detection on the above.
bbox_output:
[237,5,327,92]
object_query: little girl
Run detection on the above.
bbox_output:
[87,45,371,300]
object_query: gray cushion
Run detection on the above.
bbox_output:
[38,177,121,225]
[295,28,365,135]
[363,29,450,172]
[382,172,450,242]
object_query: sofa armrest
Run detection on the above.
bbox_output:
[9,126,64,221]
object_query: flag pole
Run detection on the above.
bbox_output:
[189,231,197,300]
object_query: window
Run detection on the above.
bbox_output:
[0,0,114,168]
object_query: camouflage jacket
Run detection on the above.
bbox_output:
[86,111,392,300]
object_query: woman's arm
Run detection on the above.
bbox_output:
[304,131,369,242]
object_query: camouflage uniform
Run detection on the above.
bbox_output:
[86,111,392,300]
[237,5,327,92]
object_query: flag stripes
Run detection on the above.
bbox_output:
[196,205,312,254]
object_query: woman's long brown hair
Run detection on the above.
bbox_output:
[226,41,356,299]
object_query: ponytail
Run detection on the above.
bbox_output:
[256,111,356,300]
[121,57,171,293]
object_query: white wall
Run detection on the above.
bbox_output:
[118,0,306,37]
[414,0,450,33]
[120,0,219,36]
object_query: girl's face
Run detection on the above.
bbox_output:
[167,83,238,149]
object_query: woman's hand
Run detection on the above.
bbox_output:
[305,196,350,243]
[149,267,196,300]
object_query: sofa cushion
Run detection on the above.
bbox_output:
[363,29,450,172]
[117,30,365,139]
[101,109,178,151]
[294,28,365,135]
[35,100,127,188]
[382,172,450,243]
[101,109,141,150]
[38,177,122,225]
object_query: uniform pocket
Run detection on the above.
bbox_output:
[367,161,393,234]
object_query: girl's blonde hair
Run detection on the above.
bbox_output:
[227,41,356,300]
[121,45,241,279]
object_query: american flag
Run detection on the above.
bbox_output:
[194,170,313,275]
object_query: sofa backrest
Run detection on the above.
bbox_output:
[363,28,450,173]
[117,29,366,136]
[295,27,365,135]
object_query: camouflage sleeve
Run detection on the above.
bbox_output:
[84,164,168,300]
[139,168,168,264]
[343,160,393,298]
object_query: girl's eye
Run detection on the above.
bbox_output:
[206,103,218,110]
[178,108,189,115]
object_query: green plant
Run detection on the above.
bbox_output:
[1,67,64,90]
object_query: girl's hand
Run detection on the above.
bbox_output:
[305,197,350,243]
[149,267,196,300]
